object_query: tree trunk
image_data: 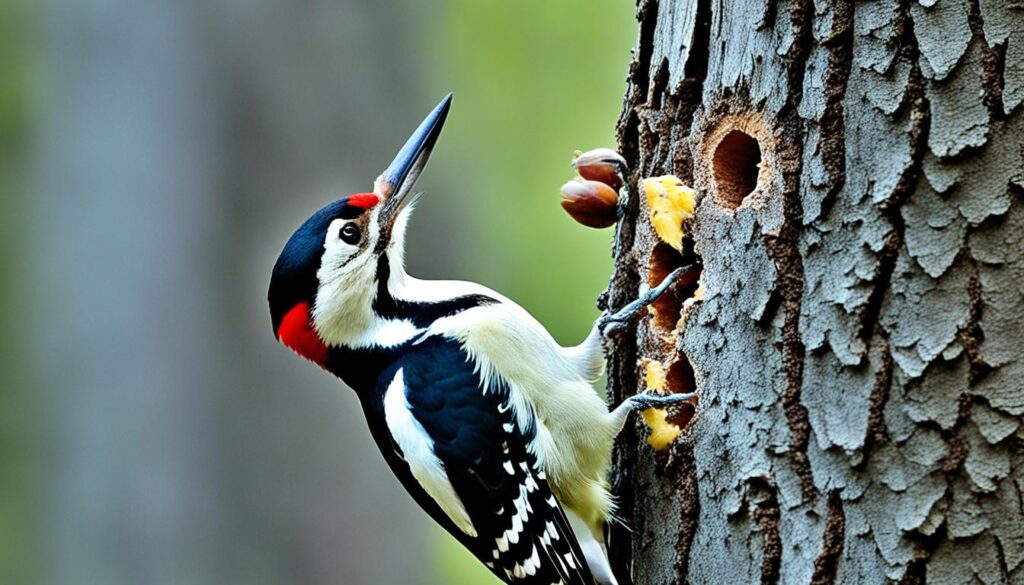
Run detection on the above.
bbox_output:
[606,1,1024,583]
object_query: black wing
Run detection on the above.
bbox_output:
[384,335,595,585]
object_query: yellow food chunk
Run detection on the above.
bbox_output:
[644,359,667,392]
[641,361,682,450]
[642,408,682,451]
[642,176,697,252]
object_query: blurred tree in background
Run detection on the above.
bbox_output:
[0,0,37,582]
[0,0,633,583]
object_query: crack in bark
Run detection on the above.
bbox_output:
[766,0,815,502]
[783,0,813,102]
[665,0,711,182]
[992,527,1013,583]
[809,490,846,585]
[957,262,991,385]
[864,333,895,451]
[857,7,948,575]
[897,394,974,581]
[899,333,975,580]
[848,32,934,574]
[631,0,659,111]
[898,524,949,585]
[968,0,1008,120]
[895,310,976,580]
[764,230,814,500]
[669,443,700,584]
[816,0,854,220]
[749,477,783,585]
[683,0,712,89]
[650,59,671,111]
[761,0,780,33]
[857,1,930,342]
[942,394,974,474]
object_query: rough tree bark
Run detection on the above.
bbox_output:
[605,1,1024,583]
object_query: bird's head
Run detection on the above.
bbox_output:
[268,94,451,367]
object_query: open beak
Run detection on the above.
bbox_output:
[374,93,452,241]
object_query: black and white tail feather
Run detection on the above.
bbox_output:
[382,334,596,584]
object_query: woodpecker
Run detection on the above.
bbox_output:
[268,94,693,585]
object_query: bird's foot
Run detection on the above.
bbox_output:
[609,389,697,435]
[626,390,697,412]
[597,263,699,337]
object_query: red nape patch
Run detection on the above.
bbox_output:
[348,193,380,209]
[277,303,330,368]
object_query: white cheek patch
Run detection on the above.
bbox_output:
[311,215,382,346]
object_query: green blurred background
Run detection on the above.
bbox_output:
[0,1,635,583]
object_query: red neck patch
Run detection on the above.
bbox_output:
[347,193,380,209]
[277,302,330,368]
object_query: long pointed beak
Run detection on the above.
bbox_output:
[374,93,452,239]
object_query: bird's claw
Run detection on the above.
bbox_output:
[598,263,698,337]
[627,390,697,411]
[596,312,631,338]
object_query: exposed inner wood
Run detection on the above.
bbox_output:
[646,241,701,338]
[712,130,762,209]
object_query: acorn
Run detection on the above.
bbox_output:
[572,148,626,191]
[560,179,620,228]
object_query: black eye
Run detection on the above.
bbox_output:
[339,223,361,245]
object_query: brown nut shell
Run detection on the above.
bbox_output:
[560,180,620,228]
[572,148,626,191]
